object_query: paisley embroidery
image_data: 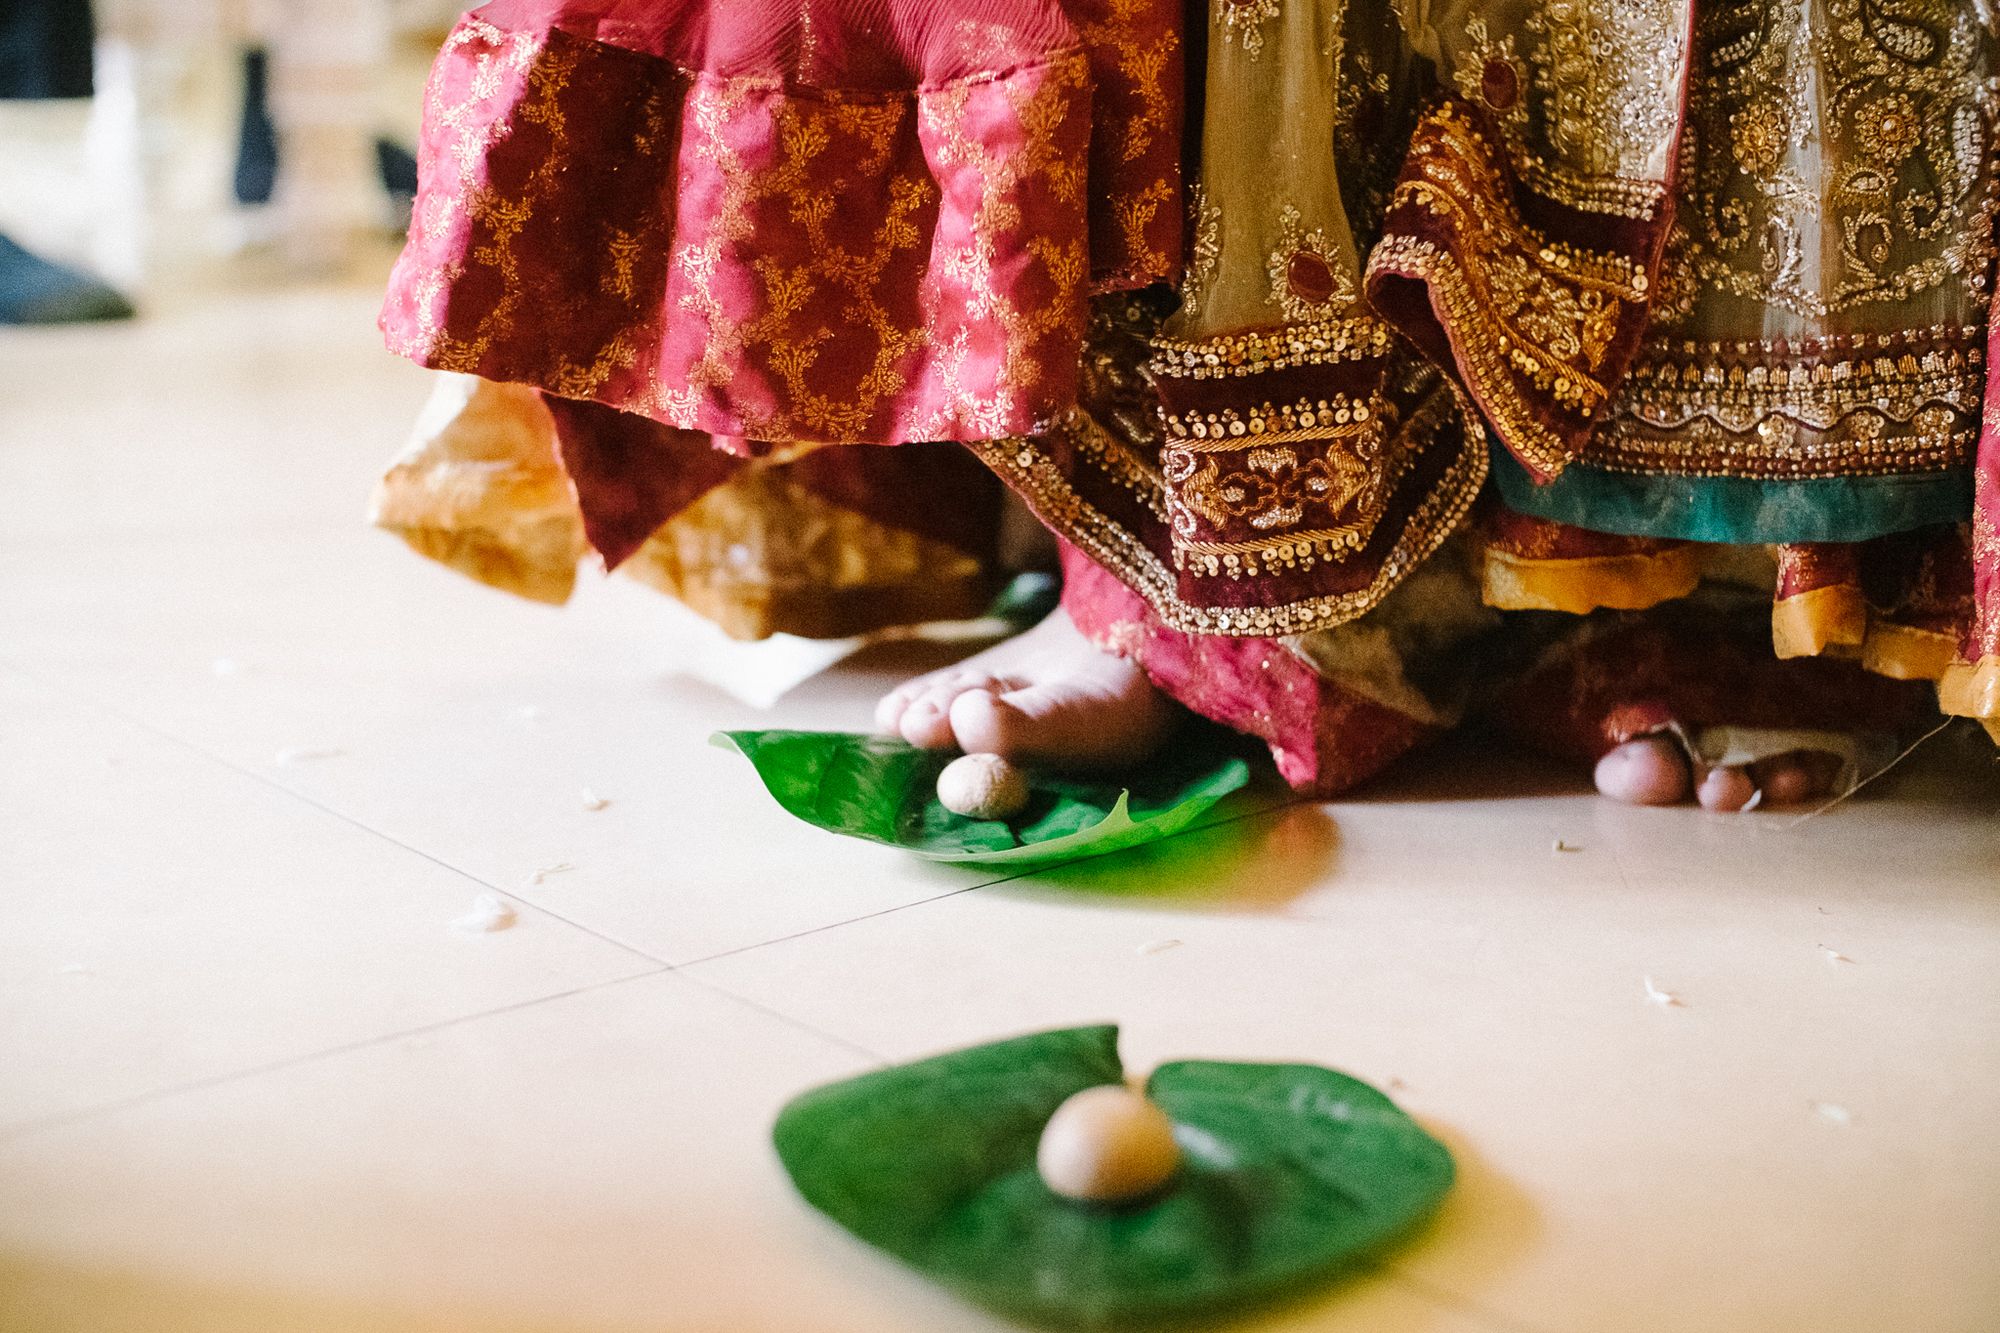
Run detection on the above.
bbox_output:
[1661,0,2000,322]
[1449,4,1684,221]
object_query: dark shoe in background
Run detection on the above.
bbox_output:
[0,0,95,100]
[0,232,134,324]
[234,47,419,215]
[231,46,279,207]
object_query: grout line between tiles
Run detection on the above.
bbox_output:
[676,972,893,1069]
[1,664,1301,1153]
[1,660,1228,970]
[0,965,673,1144]
[3,662,675,966]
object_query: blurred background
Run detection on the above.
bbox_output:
[1,0,457,316]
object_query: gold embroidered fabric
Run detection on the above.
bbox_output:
[382,6,1184,452]
[1425,0,1689,221]
[619,467,995,641]
[1367,100,1656,475]
[371,375,588,606]
[1589,0,2000,480]
[1169,0,1374,341]
[986,0,1479,637]
[375,374,996,640]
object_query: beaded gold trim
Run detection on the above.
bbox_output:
[1151,316,1398,379]
[1587,408,1975,478]
[1368,100,1654,477]
[1159,394,1380,442]
[1369,235,1611,478]
[972,383,1488,637]
[1588,327,1985,478]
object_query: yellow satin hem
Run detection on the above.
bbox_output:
[1771,584,1867,659]
[1480,547,1702,614]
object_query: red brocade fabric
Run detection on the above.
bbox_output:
[1059,543,1439,796]
[381,0,1182,448]
[543,394,1003,569]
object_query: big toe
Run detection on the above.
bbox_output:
[949,683,1169,771]
[946,688,1030,757]
[1594,737,1692,806]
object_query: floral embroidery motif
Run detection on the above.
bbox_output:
[1331,44,1403,234]
[1368,100,1655,476]
[1585,0,1999,485]
[1218,0,1282,59]
[969,297,1488,636]
[1523,0,1683,182]
[1266,205,1359,323]
[1171,435,1378,535]
[1661,0,2000,322]
[1072,0,1186,290]
[1450,5,1683,221]
[1179,183,1223,320]
[383,11,1180,451]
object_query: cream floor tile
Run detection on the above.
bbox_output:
[0,281,1042,963]
[6,274,1999,1333]
[689,739,2000,1333]
[0,667,658,1132]
[0,283,1280,966]
[0,281,430,545]
[0,972,1492,1333]
[0,532,1011,963]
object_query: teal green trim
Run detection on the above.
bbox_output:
[1491,447,1973,544]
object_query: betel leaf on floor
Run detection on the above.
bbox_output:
[773,1026,1456,1329]
[711,731,1252,865]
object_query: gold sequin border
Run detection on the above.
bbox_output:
[1589,327,1986,478]
[971,385,1488,638]
[1368,101,1656,479]
[1150,316,1399,381]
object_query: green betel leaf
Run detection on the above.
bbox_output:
[773,1026,1456,1329]
[712,731,1252,865]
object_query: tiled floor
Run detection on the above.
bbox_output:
[2,276,1997,1333]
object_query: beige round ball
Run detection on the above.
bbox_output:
[935,752,1030,821]
[1036,1084,1182,1203]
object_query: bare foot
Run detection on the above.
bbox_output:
[873,609,1178,770]
[1593,736,1845,811]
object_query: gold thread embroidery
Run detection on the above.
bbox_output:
[1075,0,1182,286]
[1178,183,1223,320]
[1661,0,2000,322]
[1218,0,1282,59]
[1368,101,1651,474]
[971,383,1488,635]
[1451,13,1676,220]
[1266,204,1360,323]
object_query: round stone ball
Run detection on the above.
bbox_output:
[1036,1084,1182,1204]
[935,752,1031,821]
